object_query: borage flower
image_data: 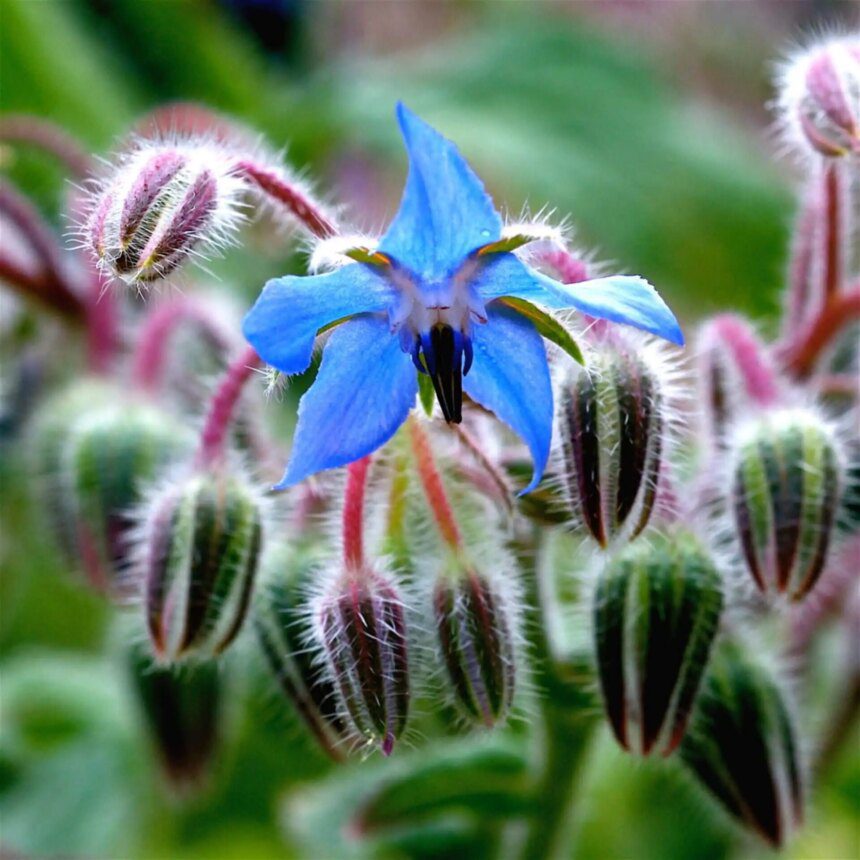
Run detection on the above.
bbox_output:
[243,104,683,493]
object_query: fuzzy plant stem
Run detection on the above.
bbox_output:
[514,529,597,860]
[408,416,462,552]
[196,344,262,467]
[0,115,91,177]
[342,455,372,570]
[132,296,234,392]
[85,272,119,374]
[533,247,592,285]
[233,159,338,239]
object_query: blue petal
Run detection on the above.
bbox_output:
[275,314,417,488]
[379,103,502,278]
[472,254,685,346]
[462,305,553,495]
[243,265,395,375]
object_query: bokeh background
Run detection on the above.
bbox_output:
[1,1,858,858]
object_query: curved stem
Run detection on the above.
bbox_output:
[234,159,338,239]
[133,296,234,392]
[408,416,462,551]
[0,115,91,177]
[195,345,262,466]
[343,456,372,570]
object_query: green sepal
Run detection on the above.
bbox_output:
[417,371,436,416]
[498,297,585,365]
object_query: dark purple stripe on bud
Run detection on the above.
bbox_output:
[434,568,516,727]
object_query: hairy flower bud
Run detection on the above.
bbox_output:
[34,390,192,592]
[730,409,843,601]
[593,531,723,756]
[314,567,410,755]
[433,567,517,727]
[127,637,223,791]
[680,640,804,847]
[558,335,670,546]
[141,467,263,662]
[779,37,860,159]
[254,543,350,760]
[86,140,245,284]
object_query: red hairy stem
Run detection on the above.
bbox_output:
[0,182,84,318]
[451,423,513,516]
[782,180,821,340]
[408,417,462,551]
[784,286,860,378]
[233,160,338,239]
[0,115,91,177]
[820,162,846,303]
[342,456,372,571]
[710,314,780,406]
[532,247,591,285]
[85,272,119,374]
[196,345,262,466]
[133,296,234,392]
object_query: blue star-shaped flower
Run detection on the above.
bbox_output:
[243,104,683,493]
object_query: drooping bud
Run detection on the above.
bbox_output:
[695,315,779,450]
[779,37,860,159]
[730,409,843,600]
[314,566,410,755]
[558,333,670,547]
[593,530,723,756]
[141,467,263,662]
[433,567,517,727]
[254,542,350,760]
[36,391,193,592]
[86,140,245,285]
[126,636,223,792]
[680,640,804,848]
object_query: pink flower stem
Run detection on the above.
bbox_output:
[781,179,820,340]
[85,272,119,374]
[132,296,234,392]
[710,314,780,406]
[408,417,462,552]
[342,456,372,571]
[233,159,338,239]
[195,345,262,467]
[532,247,591,285]
[820,161,846,303]
[0,115,91,177]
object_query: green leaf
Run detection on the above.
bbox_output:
[417,372,436,416]
[498,297,584,365]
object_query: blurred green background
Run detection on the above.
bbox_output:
[1,1,858,858]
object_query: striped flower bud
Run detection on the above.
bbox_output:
[558,335,669,547]
[433,567,517,727]
[314,567,409,756]
[730,409,843,601]
[86,140,245,285]
[37,392,192,592]
[141,467,263,663]
[127,637,223,792]
[680,640,804,848]
[779,36,860,159]
[254,542,350,760]
[594,531,723,756]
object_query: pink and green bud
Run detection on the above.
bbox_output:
[127,637,223,792]
[142,468,263,662]
[434,567,517,727]
[731,410,843,601]
[314,567,410,756]
[87,141,244,285]
[558,335,668,547]
[779,37,860,159]
[254,542,350,761]
[593,530,723,756]
[680,640,804,848]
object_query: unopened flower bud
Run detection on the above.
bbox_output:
[142,467,263,662]
[38,392,192,592]
[731,409,843,600]
[558,334,670,546]
[314,567,410,755]
[254,542,350,760]
[127,636,223,792]
[87,140,245,284]
[779,37,860,158]
[434,567,517,727]
[594,531,723,756]
[680,640,804,848]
